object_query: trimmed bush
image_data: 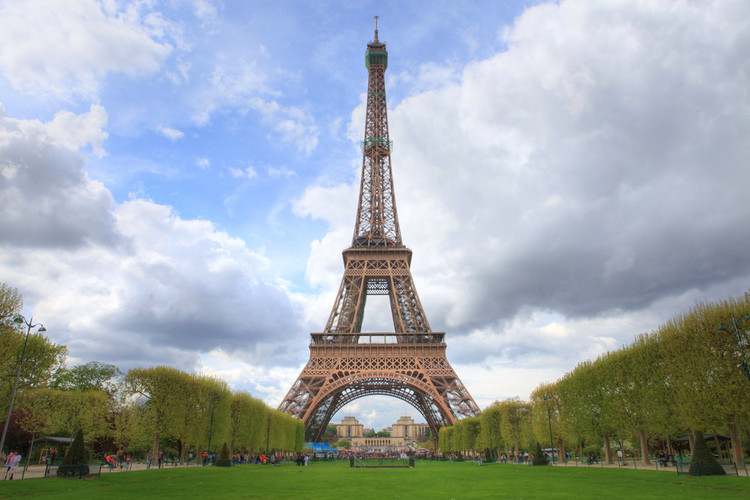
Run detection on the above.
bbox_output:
[532,442,548,466]
[215,442,232,467]
[57,428,89,478]
[689,431,725,476]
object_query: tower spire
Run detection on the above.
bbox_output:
[358,19,397,248]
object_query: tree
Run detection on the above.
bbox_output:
[229,392,266,454]
[57,428,89,478]
[456,417,481,454]
[532,442,548,466]
[1,319,67,421]
[125,366,191,462]
[215,442,231,467]
[662,293,750,470]
[479,403,504,459]
[497,398,531,458]
[689,431,725,476]
[0,282,22,320]
[333,440,351,449]
[52,362,122,396]
[23,388,113,442]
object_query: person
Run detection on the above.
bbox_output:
[4,451,14,480]
[5,451,21,480]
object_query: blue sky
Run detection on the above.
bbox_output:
[1,0,749,431]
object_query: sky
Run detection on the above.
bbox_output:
[1,0,749,432]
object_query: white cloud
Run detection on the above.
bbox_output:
[0,0,174,99]
[0,107,303,373]
[0,105,114,246]
[229,165,257,179]
[158,126,184,140]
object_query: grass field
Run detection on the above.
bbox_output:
[1,460,749,499]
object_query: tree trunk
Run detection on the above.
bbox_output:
[152,431,160,466]
[603,435,613,464]
[713,433,723,462]
[639,429,651,464]
[557,437,566,463]
[687,431,695,456]
[24,435,36,477]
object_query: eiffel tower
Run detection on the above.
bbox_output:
[279,20,481,441]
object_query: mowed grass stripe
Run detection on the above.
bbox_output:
[1,461,749,499]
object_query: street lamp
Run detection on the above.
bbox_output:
[718,313,750,382]
[542,395,555,464]
[0,315,46,456]
[206,392,220,461]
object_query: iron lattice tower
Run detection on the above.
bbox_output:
[279,22,481,441]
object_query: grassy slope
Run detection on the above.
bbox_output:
[1,461,748,499]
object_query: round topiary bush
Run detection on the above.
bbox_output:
[57,428,89,478]
[532,442,548,466]
[689,431,725,476]
[215,442,232,467]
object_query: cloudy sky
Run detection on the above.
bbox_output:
[1,0,749,431]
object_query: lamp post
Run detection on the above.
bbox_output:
[542,395,555,464]
[717,314,750,382]
[0,315,46,456]
[206,392,220,461]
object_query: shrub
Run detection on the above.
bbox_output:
[57,429,89,478]
[532,442,548,466]
[215,442,232,467]
[689,432,725,476]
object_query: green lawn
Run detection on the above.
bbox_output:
[1,461,749,499]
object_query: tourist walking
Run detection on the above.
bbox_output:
[4,451,21,480]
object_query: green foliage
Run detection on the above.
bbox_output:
[478,403,503,457]
[0,318,67,420]
[57,428,89,477]
[530,289,750,469]
[376,430,390,437]
[0,282,22,319]
[22,388,113,441]
[689,432,725,476]
[215,442,231,467]
[532,442,548,466]
[52,362,122,395]
[332,440,350,449]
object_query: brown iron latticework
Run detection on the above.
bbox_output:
[279,20,481,441]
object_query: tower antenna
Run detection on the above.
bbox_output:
[374,15,379,42]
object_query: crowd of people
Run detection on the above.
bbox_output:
[104,451,132,470]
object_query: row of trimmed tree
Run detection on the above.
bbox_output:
[9,365,304,461]
[1,284,304,461]
[440,290,750,469]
